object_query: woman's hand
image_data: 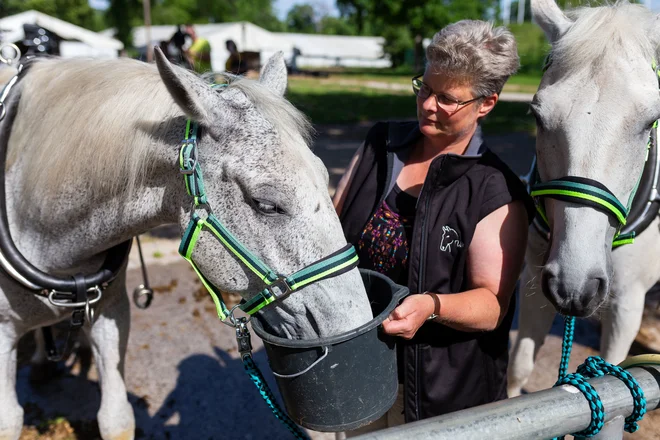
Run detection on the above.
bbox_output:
[382,294,435,339]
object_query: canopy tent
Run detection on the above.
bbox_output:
[279,33,389,68]
[0,10,123,59]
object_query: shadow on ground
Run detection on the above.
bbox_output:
[18,347,297,440]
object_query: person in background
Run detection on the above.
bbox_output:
[185,24,211,74]
[333,19,535,435]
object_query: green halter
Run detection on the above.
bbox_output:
[531,62,660,248]
[177,119,359,321]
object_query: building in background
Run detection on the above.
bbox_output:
[0,10,123,59]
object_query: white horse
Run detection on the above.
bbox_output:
[508,0,660,396]
[0,49,372,440]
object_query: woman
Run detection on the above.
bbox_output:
[334,20,534,433]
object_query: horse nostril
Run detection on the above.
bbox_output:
[582,273,609,310]
[541,269,559,301]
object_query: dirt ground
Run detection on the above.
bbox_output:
[14,124,660,439]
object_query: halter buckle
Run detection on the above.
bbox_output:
[267,277,292,300]
[235,317,253,360]
[179,139,197,175]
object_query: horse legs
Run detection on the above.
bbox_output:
[0,323,24,440]
[600,223,660,364]
[86,281,135,440]
[508,229,555,397]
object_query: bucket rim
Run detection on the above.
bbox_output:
[251,269,408,348]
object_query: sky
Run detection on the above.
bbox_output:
[274,0,339,19]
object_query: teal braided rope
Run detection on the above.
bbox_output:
[558,316,575,378]
[243,356,310,440]
[552,317,647,439]
[577,356,647,433]
[554,373,605,437]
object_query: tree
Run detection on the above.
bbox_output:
[2,0,100,31]
[381,25,413,68]
[286,4,316,33]
[318,16,356,35]
[106,0,141,47]
[379,0,499,69]
[336,0,372,35]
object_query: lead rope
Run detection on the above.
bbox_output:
[550,316,647,439]
[235,317,311,440]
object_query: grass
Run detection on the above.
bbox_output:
[291,70,541,96]
[287,76,536,134]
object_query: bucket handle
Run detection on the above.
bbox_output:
[271,346,329,379]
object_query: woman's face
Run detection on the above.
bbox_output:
[416,71,497,141]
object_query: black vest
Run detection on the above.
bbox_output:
[340,121,534,421]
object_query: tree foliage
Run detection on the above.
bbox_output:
[286,4,316,33]
[1,0,101,30]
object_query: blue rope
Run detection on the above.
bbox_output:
[552,316,647,439]
[243,355,311,440]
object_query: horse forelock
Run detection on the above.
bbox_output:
[552,1,655,75]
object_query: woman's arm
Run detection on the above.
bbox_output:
[332,144,364,215]
[382,200,528,338]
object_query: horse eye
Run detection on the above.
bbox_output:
[252,198,285,215]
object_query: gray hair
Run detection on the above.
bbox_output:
[426,20,520,97]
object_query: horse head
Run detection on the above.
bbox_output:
[153,49,372,338]
[530,0,660,316]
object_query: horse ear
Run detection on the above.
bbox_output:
[531,0,573,43]
[259,51,288,97]
[154,46,215,125]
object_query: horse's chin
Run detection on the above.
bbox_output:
[545,294,603,318]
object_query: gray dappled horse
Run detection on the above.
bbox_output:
[0,49,371,440]
[508,0,660,396]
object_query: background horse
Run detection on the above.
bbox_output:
[0,49,371,440]
[508,0,660,396]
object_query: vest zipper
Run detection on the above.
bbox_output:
[414,194,431,420]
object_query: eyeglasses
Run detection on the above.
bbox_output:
[412,75,484,113]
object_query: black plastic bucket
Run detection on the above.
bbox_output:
[250,269,409,432]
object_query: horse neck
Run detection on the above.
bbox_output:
[8,142,186,273]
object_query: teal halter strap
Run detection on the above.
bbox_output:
[177,119,359,321]
[530,175,635,248]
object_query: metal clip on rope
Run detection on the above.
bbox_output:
[132,235,154,309]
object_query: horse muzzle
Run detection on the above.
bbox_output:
[541,259,610,317]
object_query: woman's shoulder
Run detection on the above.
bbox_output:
[472,149,535,222]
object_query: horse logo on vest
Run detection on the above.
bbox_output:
[440,226,464,252]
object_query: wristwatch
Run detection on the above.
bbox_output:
[423,291,441,321]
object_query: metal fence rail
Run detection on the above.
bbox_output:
[354,365,660,440]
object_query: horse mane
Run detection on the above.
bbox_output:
[552,1,656,74]
[7,57,312,210]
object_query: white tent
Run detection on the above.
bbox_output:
[117,22,391,71]
[117,22,294,72]
[0,10,123,59]
[279,33,390,68]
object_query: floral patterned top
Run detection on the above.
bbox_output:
[356,183,417,285]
